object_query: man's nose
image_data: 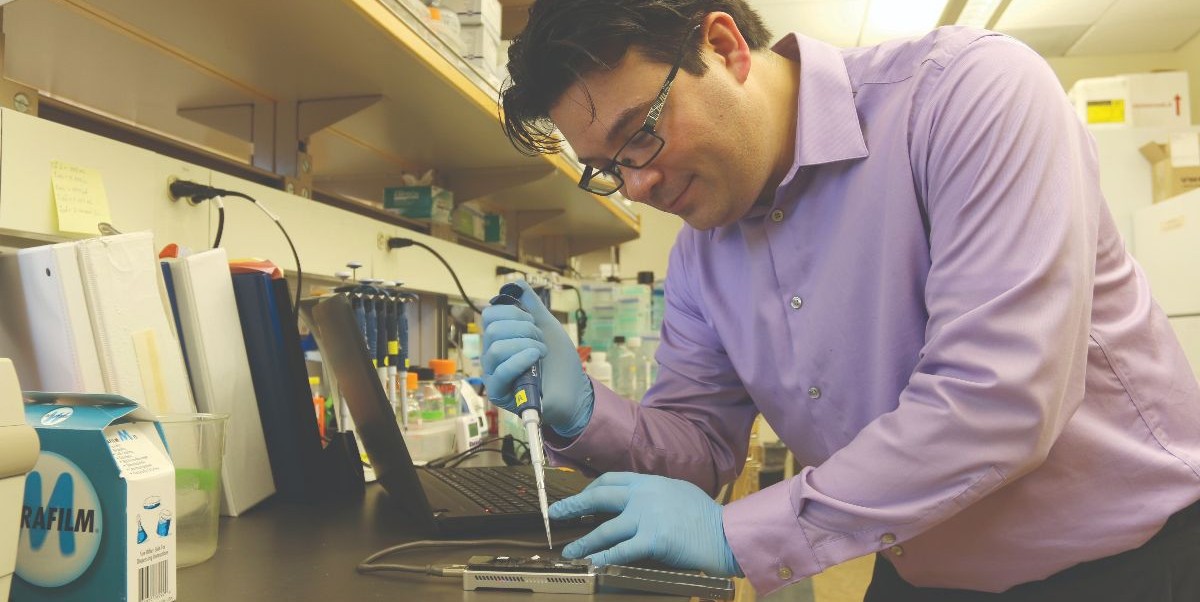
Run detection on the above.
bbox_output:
[621,166,664,205]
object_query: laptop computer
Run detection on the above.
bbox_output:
[309,293,595,535]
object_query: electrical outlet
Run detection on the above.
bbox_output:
[377,232,389,250]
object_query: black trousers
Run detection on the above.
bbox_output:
[863,500,1200,602]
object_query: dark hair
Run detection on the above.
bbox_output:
[500,0,772,156]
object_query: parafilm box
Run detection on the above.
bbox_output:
[14,393,175,602]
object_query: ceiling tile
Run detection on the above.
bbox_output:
[1102,0,1200,22]
[750,0,868,47]
[858,0,944,46]
[1067,18,1200,55]
[995,0,1119,29]
[997,25,1091,57]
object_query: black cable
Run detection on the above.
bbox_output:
[387,237,483,315]
[443,448,523,468]
[562,284,588,345]
[170,179,303,320]
[212,199,226,248]
[426,435,529,469]
[495,266,528,278]
[426,436,503,468]
[357,538,579,577]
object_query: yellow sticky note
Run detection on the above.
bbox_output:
[515,390,528,407]
[50,160,112,235]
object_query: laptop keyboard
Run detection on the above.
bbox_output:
[426,467,578,515]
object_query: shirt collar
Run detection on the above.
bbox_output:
[773,33,869,189]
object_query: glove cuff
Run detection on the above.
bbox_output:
[551,375,596,439]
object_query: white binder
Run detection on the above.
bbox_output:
[0,243,105,393]
[166,249,276,516]
[75,232,196,415]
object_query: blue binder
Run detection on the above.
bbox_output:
[230,272,324,501]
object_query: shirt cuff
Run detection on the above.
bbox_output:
[723,479,818,596]
[544,376,637,473]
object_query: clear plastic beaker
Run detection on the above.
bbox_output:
[157,413,227,568]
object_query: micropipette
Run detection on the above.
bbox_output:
[489,283,553,549]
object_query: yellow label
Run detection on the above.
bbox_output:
[388,341,399,355]
[51,160,113,235]
[515,390,528,407]
[1086,99,1125,124]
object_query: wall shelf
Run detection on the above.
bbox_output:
[1,0,639,262]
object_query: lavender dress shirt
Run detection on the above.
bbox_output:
[548,27,1200,594]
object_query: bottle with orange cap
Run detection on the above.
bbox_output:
[429,359,460,418]
[404,371,422,428]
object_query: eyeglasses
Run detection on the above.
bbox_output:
[578,25,701,196]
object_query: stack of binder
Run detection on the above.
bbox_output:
[230,270,362,502]
[0,232,194,416]
[162,249,275,516]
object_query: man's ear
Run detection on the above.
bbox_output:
[702,12,752,83]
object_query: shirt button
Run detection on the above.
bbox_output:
[891,545,905,557]
[777,566,793,580]
[770,209,785,222]
[808,387,821,399]
[881,533,897,545]
[790,296,803,309]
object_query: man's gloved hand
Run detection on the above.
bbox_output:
[482,280,594,437]
[549,472,742,577]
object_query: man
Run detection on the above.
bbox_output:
[481,1,1200,599]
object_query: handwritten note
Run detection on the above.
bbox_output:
[51,160,112,235]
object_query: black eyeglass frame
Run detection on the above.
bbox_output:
[578,24,702,196]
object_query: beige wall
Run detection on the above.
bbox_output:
[1178,31,1200,122]
[577,205,683,281]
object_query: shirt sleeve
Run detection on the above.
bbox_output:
[546,230,761,495]
[725,35,1100,593]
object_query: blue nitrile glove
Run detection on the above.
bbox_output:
[550,472,742,577]
[482,280,594,437]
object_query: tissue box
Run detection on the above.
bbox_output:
[384,186,454,224]
[15,393,175,602]
[484,213,506,246]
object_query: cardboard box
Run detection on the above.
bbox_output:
[15,393,175,602]
[459,24,500,76]
[441,0,501,30]
[1069,72,1191,128]
[383,185,453,224]
[1140,133,1200,203]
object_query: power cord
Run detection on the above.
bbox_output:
[561,284,588,345]
[426,435,529,469]
[357,538,578,577]
[169,179,303,320]
[495,266,528,278]
[387,237,483,315]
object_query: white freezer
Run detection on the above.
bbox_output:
[1090,125,1200,251]
[1133,188,1200,317]
[1170,316,1200,381]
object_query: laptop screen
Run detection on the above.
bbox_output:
[309,294,433,518]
